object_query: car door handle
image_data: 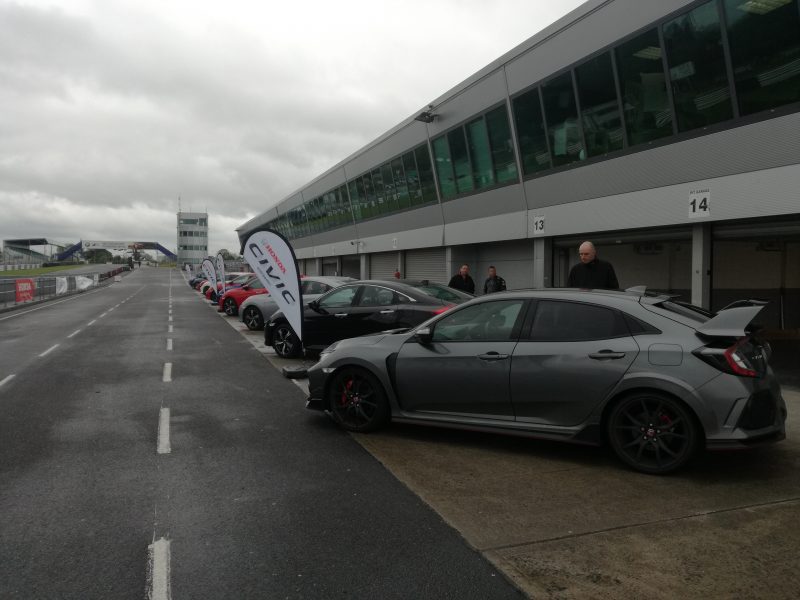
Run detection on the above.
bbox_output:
[379,309,395,314]
[478,352,509,361]
[334,313,348,318]
[589,350,626,360]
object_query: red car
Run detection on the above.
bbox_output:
[218,277,268,316]
[204,273,251,301]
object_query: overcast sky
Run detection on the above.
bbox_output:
[0,0,585,256]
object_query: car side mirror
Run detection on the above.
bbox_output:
[308,300,320,311]
[414,327,433,345]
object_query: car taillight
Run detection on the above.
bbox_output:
[432,304,455,315]
[694,337,762,378]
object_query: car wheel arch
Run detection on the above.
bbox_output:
[600,386,707,446]
[322,362,397,414]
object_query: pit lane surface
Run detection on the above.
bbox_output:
[0,268,522,599]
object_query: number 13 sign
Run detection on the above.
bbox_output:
[688,189,710,219]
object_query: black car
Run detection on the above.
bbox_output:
[265,279,473,358]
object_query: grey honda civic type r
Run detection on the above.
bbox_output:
[306,288,787,474]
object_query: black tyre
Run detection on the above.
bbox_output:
[223,297,238,316]
[243,305,264,330]
[327,367,390,432]
[272,323,302,358]
[607,392,699,474]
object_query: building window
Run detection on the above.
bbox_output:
[432,135,457,199]
[381,163,398,213]
[615,28,674,146]
[391,157,410,210]
[724,0,800,116]
[513,88,551,175]
[448,128,474,194]
[575,52,625,157]
[484,105,519,184]
[664,0,733,132]
[402,152,421,207]
[542,71,585,166]
[415,145,437,205]
[466,116,495,189]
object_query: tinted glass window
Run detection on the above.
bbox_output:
[358,286,396,307]
[432,136,456,199]
[303,280,331,295]
[414,145,438,205]
[542,71,585,166]
[664,1,733,132]
[513,88,551,174]
[390,157,409,210]
[402,152,421,207]
[371,168,385,213]
[361,174,376,219]
[318,286,358,309]
[484,105,519,184]
[380,163,398,213]
[724,0,800,115]
[575,52,625,157]
[615,28,673,145]
[433,300,525,342]
[530,301,629,341]
[412,283,471,302]
[448,128,474,194]
[466,117,495,189]
[348,180,362,221]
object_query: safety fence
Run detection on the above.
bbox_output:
[0,267,128,309]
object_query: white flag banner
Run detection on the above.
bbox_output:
[75,276,93,291]
[216,253,226,296]
[241,230,303,341]
[201,258,217,294]
[55,277,68,295]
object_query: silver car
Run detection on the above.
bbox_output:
[239,276,356,330]
[306,288,787,474]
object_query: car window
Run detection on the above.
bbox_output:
[409,282,473,302]
[318,285,358,309]
[432,300,525,342]
[529,300,629,341]
[303,280,331,294]
[248,279,265,290]
[358,286,396,307]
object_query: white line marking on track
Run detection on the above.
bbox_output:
[87,319,96,326]
[99,312,108,318]
[146,538,171,600]
[157,408,171,454]
[162,363,172,382]
[168,325,173,333]
[0,374,16,388]
[39,344,60,357]
[167,339,173,351]
[168,309,172,315]
[67,329,81,338]
[168,316,172,322]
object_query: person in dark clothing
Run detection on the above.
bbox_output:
[567,241,619,289]
[483,266,506,294]
[448,264,475,294]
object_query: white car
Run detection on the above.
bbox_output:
[238,275,356,330]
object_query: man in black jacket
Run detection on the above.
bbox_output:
[483,266,507,294]
[448,264,475,294]
[567,241,619,289]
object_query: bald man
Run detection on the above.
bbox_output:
[566,241,619,289]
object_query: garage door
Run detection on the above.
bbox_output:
[369,252,398,279]
[341,255,361,279]
[405,248,447,281]
[304,259,319,276]
[322,257,338,276]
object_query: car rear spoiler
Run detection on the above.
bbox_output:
[696,300,768,338]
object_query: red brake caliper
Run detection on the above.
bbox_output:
[339,379,353,407]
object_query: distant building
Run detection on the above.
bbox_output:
[177,212,208,269]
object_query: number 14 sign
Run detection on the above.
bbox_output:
[688,189,710,219]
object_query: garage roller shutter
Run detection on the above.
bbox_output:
[405,248,447,282]
[369,252,398,279]
[304,259,318,276]
[341,255,361,279]
[322,257,338,276]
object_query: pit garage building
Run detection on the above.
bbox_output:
[237,0,800,334]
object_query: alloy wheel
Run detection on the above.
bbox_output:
[328,368,389,432]
[243,306,263,330]
[273,324,301,358]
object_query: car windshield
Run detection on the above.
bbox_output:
[408,282,473,302]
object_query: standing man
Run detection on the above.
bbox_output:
[483,266,507,294]
[448,264,475,294]
[567,241,619,289]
